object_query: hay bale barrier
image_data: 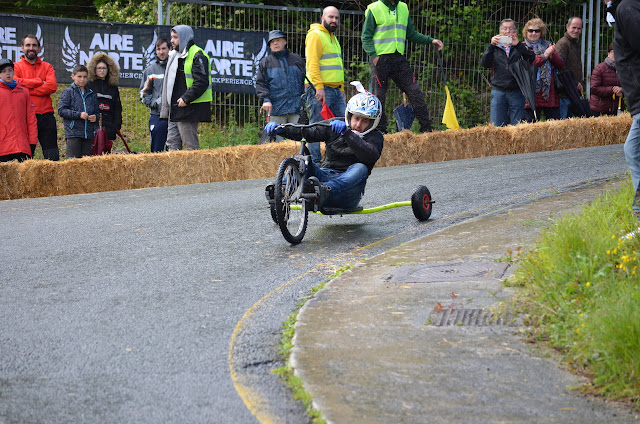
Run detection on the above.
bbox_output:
[0,115,631,201]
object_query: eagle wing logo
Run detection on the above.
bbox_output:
[142,31,158,69]
[251,38,268,87]
[62,27,80,72]
[35,25,44,59]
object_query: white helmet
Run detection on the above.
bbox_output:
[345,92,382,136]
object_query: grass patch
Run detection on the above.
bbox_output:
[510,179,640,406]
[273,264,354,424]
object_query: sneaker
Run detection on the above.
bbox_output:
[308,176,331,208]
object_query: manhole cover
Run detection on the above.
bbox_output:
[430,308,514,326]
[389,260,509,284]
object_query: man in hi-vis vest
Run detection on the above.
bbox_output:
[305,6,346,164]
[160,25,212,151]
[362,0,443,133]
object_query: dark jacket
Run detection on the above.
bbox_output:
[614,0,640,116]
[58,83,99,139]
[139,58,167,116]
[480,42,535,92]
[556,32,584,87]
[87,78,122,140]
[279,118,384,173]
[589,60,624,114]
[255,48,305,116]
[169,49,211,122]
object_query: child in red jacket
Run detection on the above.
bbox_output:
[0,58,38,162]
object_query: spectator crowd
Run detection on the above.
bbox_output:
[0,1,635,164]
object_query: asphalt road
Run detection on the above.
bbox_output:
[0,144,629,423]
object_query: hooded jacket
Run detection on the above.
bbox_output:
[305,23,344,91]
[86,53,122,140]
[160,25,211,123]
[255,47,305,116]
[0,80,38,157]
[57,83,99,139]
[614,0,640,116]
[140,57,167,116]
[13,55,57,115]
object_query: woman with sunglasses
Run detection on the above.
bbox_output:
[522,18,565,122]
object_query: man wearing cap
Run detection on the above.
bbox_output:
[13,34,59,160]
[255,30,305,142]
[160,25,212,151]
[305,6,346,163]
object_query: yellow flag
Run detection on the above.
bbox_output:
[442,86,460,130]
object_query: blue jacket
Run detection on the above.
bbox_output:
[58,83,99,139]
[255,48,305,116]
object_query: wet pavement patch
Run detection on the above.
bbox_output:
[388,260,510,284]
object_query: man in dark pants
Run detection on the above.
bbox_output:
[14,34,59,160]
[361,0,443,133]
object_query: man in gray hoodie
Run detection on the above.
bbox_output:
[140,37,170,152]
[160,25,212,151]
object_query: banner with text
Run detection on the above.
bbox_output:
[0,14,268,93]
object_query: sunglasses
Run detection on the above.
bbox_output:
[527,29,541,33]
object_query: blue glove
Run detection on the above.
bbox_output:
[331,120,347,134]
[265,122,282,135]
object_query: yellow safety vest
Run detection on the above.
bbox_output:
[367,0,409,55]
[184,44,212,103]
[306,27,344,86]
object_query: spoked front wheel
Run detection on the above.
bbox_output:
[274,158,309,244]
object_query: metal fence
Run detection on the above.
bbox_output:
[164,0,610,131]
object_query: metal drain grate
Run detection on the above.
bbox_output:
[389,261,509,284]
[430,308,514,326]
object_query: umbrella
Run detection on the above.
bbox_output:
[116,128,134,153]
[90,114,110,156]
[615,94,623,116]
[436,50,460,130]
[509,57,537,121]
[258,112,271,144]
[393,93,415,131]
[556,71,592,117]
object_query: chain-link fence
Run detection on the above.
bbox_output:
[164,0,612,131]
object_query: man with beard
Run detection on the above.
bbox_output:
[140,37,170,152]
[13,34,59,160]
[305,6,346,164]
[160,25,212,151]
[362,0,444,133]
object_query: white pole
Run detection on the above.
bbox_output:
[157,0,163,26]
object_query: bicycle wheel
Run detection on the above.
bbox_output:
[274,158,309,244]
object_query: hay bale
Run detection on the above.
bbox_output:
[0,161,22,200]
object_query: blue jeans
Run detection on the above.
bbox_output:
[559,97,573,120]
[306,86,346,163]
[149,114,168,152]
[490,89,525,126]
[624,114,640,218]
[312,162,368,210]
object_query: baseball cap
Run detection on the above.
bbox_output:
[0,58,14,72]
[267,30,286,44]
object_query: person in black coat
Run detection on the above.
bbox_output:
[86,53,122,146]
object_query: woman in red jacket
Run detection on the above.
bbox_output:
[0,59,38,163]
[522,18,565,122]
[590,43,625,116]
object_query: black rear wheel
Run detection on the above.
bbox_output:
[274,158,309,244]
[411,185,433,221]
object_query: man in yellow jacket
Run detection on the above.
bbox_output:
[305,6,346,163]
[362,0,443,133]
